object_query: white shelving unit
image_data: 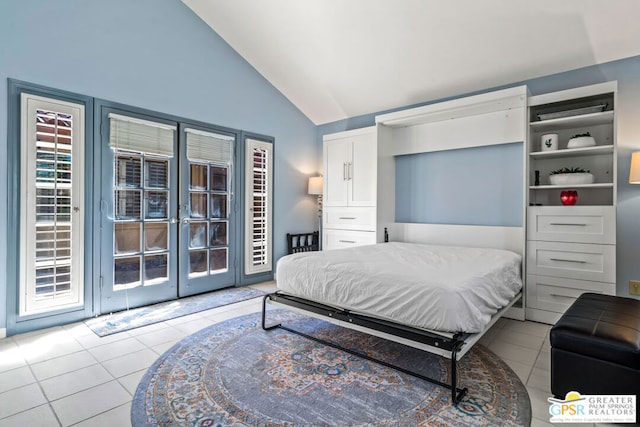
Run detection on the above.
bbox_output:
[528,84,616,207]
[526,82,617,324]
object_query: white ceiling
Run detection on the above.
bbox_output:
[183,0,640,125]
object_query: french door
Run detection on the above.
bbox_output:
[99,110,237,313]
[178,126,235,297]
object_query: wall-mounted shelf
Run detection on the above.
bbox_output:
[530,110,613,132]
[529,183,614,190]
[529,145,613,160]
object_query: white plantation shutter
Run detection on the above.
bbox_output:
[245,138,273,274]
[108,113,175,157]
[185,128,234,163]
[20,93,85,315]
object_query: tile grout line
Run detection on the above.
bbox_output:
[23,336,66,427]
[66,401,132,426]
[525,343,546,387]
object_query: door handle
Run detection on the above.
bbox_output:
[348,162,352,180]
[343,162,347,181]
[182,217,191,224]
[170,216,178,224]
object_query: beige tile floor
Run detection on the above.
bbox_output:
[0,282,611,426]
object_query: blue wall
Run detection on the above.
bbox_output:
[0,0,319,332]
[395,143,523,226]
[318,55,640,299]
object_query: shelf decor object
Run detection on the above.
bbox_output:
[560,190,578,205]
[549,172,594,186]
[567,132,596,149]
[541,133,558,151]
[629,151,640,184]
[548,167,594,186]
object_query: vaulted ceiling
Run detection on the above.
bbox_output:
[183,0,640,125]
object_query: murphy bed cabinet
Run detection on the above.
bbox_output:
[322,126,377,250]
[526,81,617,324]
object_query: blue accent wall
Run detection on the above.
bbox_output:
[395,143,523,226]
[0,0,318,332]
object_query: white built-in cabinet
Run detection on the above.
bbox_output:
[322,126,377,250]
[526,82,617,324]
[317,81,618,325]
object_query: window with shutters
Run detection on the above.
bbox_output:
[19,93,85,315]
[244,138,273,275]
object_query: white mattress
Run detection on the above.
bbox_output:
[275,242,522,333]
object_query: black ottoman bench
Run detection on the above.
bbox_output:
[550,293,640,417]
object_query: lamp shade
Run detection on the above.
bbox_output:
[630,152,640,184]
[308,176,323,195]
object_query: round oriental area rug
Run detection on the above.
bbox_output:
[132,310,531,426]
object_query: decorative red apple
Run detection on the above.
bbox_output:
[560,190,578,205]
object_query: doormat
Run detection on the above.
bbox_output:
[85,286,268,337]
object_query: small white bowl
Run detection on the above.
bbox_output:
[549,173,594,185]
[567,136,596,149]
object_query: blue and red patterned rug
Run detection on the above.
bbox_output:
[132,310,531,426]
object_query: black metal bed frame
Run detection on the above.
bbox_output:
[261,292,469,404]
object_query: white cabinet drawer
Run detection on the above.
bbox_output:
[324,207,376,231]
[527,206,615,244]
[526,274,615,313]
[527,241,615,282]
[323,229,376,250]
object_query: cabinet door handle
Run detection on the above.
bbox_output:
[339,240,356,243]
[339,216,356,220]
[343,162,347,181]
[549,258,587,264]
[348,162,353,180]
[549,223,587,226]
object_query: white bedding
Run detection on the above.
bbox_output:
[275,242,522,333]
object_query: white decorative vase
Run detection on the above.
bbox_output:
[549,173,595,185]
[541,134,558,151]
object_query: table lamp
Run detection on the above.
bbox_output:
[629,152,640,184]
[308,176,323,248]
